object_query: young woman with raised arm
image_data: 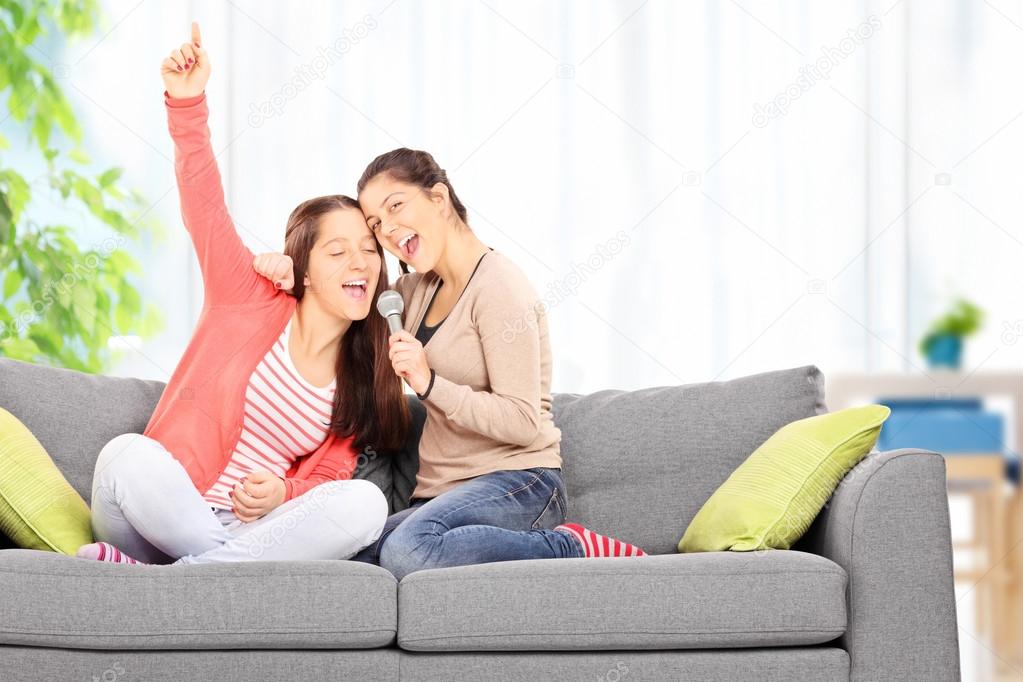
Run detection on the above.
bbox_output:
[76,23,407,566]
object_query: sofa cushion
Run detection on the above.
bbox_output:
[397,550,846,651]
[551,365,826,555]
[0,359,164,506]
[397,649,850,681]
[0,549,397,649]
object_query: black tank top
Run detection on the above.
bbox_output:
[414,250,490,346]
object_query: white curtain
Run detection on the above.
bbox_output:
[60,0,1022,392]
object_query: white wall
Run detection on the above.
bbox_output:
[46,0,1023,392]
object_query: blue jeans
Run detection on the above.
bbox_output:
[352,466,583,579]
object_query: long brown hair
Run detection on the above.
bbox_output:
[358,148,469,274]
[283,195,408,453]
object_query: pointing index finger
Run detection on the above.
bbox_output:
[191,21,202,47]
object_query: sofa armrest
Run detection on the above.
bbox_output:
[798,449,960,681]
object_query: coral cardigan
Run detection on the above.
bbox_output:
[143,91,358,503]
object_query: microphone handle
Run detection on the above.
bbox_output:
[386,314,403,335]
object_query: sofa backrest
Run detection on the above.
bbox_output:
[550,365,825,554]
[0,359,825,556]
[0,358,419,515]
[0,358,165,507]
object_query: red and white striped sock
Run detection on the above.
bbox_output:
[76,542,145,565]
[555,523,647,558]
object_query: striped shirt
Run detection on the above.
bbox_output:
[203,320,336,510]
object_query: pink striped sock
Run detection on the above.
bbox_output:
[555,523,647,558]
[76,542,145,565]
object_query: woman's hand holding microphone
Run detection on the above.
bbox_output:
[388,330,433,397]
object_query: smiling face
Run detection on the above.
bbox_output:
[360,174,451,273]
[299,208,382,321]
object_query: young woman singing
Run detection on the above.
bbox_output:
[76,23,406,566]
[257,152,647,580]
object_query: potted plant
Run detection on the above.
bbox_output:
[918,298,983,370]
[0,0,162,373]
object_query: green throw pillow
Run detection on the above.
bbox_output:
[0,407,93,554]
[678,404,890,552]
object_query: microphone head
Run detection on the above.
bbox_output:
[376,289,404,318]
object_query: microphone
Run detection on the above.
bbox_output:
[376,289,404,335]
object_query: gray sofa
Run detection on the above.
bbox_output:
[0,358,960,681]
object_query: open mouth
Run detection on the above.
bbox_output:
[398,233,420,260]
[341,279,368,301]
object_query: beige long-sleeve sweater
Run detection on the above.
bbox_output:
[395,250,562,499]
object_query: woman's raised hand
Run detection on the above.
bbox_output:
[160,22,210,99]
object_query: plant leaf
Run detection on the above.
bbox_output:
[2,268,19,299]
[98,167,123,188]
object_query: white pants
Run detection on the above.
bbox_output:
[89,433,388,565]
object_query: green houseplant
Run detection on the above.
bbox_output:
[0,0,160,373]
[918,298,983,370]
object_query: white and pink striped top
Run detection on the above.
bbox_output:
[203,320,336,510]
